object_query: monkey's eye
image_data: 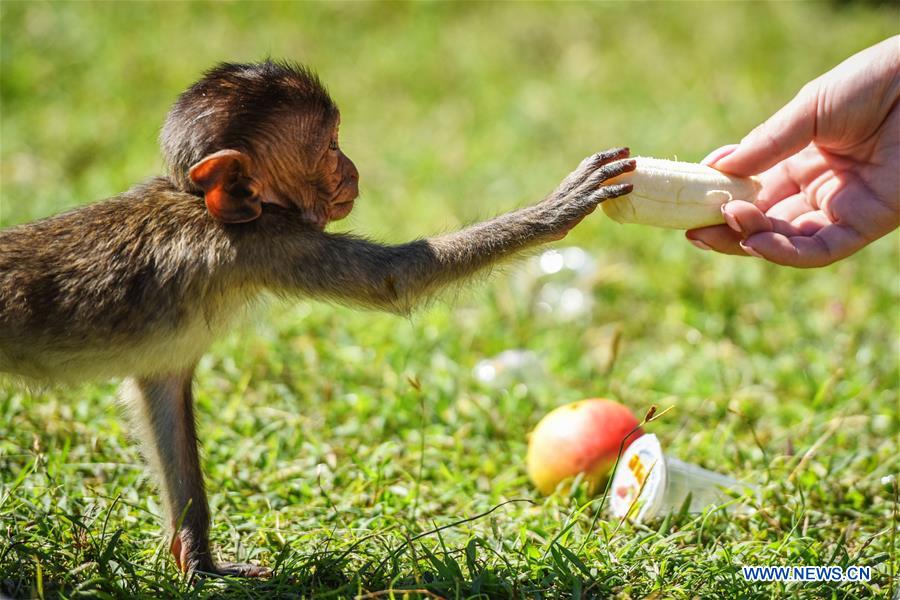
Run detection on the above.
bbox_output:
[329,139,339,151]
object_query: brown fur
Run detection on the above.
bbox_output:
[0,61,633,577]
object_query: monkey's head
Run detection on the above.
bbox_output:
[161,61,359,229]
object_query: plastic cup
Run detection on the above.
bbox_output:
[609,434,755,522]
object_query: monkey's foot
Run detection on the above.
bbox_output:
[208,561,272,578]
[172,532,271,578]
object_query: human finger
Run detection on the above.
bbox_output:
[740,223,867,268]
[753,160,803,212]
[765,192,818,222]
[791,211,832,236]
[710,89,817,177]
[720,200,771,237]
[701,144,739,165]
[685,225,746,256]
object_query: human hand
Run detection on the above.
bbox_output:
[686,36,900,267]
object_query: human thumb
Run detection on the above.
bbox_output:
[710,86,817,177]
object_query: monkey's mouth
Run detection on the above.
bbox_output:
[330,199,355,220]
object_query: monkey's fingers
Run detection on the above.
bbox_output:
[555,148,632,199]
[578,147,632,183]
[590,183,634,204]
[564,182,633,224]
[568,182,634,223]
[581,158,637,191]
[546,182,633,241]
[590,146,632,166]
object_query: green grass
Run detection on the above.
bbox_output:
[1,2,898,598]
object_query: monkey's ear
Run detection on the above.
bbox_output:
[189,150,262,223]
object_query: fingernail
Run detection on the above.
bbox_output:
[689,238,711,251]
[722,205,742,234]
[701,144,739,166]
[740,241,763,258]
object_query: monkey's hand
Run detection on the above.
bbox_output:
[537,147,635,240]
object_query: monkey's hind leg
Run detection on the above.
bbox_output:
[121,372,270,578]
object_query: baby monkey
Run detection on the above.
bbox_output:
[0,61,634,577]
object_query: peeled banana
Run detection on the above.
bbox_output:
[602,157,761,229]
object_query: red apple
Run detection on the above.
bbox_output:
[527,398,643,495]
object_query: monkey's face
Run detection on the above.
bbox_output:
[189,113,359,229]
[311,118,360,226]
[257,115,360,230]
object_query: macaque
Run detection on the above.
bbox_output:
[0,61,634,577]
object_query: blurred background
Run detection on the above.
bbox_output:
[1,2,898,597]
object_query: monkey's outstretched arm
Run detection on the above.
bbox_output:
[256,149,634,313]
